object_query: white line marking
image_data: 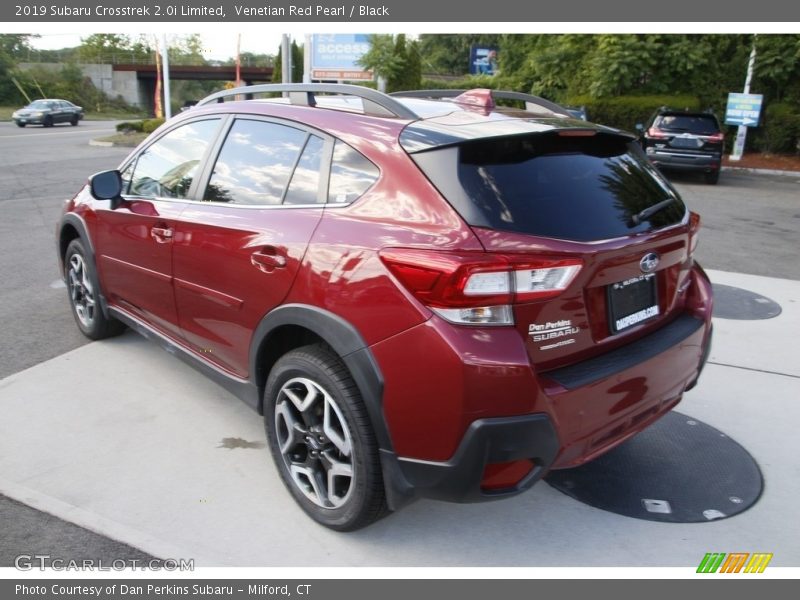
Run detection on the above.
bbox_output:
[0,129,114,140]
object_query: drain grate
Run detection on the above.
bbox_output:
[545,411,763,523]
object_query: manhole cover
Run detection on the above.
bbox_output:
[712,284,781,320]
[545,411,763,523]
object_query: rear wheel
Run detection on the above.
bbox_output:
[65,239,125,340]
[264,345,388,531]
[704,169,720,185]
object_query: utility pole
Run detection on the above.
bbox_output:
[730,36,757,161]
[304,34,311,83]
[281,34,291,84]
[161,34,172,119]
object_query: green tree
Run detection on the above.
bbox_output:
[272,40,303,83]
[418,34,501,75]
[78,34,133,63]
[357,34,404,90]
[754,35,800,101]
[0,34,35,102]
[169,34,207,66]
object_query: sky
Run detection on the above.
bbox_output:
[28,31,311,60]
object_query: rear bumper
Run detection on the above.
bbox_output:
[647,149,721,172]
[373,265,713,504]
[390,414,559,503]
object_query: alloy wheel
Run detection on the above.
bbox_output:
[274,377,355,509]
[68,253,96,328]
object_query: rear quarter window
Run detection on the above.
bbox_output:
[328,141,379,204]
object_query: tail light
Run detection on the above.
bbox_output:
[647,127,669,139]
[705,132,725,142]
[689,211,701,254]
[379,249,582,325]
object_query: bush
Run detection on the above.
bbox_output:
[142,118,165,133]
[115,118,164,134]
[566,95,702,130]
[116,120,144,133]
[752,103,800,154]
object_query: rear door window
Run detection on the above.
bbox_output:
[284,135,325,205]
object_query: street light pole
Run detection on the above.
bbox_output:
[161,34,172,119]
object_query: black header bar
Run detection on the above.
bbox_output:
[4,0,800,22]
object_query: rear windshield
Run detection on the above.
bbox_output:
[654,114,720,135]
[413,133,686,242]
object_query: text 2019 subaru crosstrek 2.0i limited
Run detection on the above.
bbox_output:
[57,85,713,530]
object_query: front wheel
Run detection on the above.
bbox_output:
[64,239,125,340]
[43,115,53,128]
[16,122,25,128]
[70,116,79,126]
[264,345,388,531]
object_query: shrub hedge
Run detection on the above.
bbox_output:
[115,118,165,134]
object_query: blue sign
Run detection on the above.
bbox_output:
[725,93,764,127]
[470,46,498,76]
[311,34,372,80]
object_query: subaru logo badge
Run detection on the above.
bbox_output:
[640,252,660,273]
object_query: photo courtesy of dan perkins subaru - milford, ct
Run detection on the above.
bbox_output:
[56,84,713,531]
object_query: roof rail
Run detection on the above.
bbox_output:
[196,83,420,120]
[390,89,573,118]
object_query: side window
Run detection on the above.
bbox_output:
[328,141,379,204]
[284,135,325,205]
[129,119,220,199]
[204,119,306,205]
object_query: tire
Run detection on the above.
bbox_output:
[64,239,125,340]
[704,169,720,185]
[43,115,53,128]
[70,116,79,126]
[264,344,388,531]
[16,122,25,128]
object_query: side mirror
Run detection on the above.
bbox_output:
[635,123,645,133]
[89,170,123,206]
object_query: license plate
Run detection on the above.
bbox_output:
[19,119,26,123]
[670,137,702,149]
[608,274,659,333]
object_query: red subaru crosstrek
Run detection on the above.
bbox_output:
[57,85,713,530]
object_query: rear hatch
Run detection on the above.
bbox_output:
[648,112,724,156]
[404,118,697,371]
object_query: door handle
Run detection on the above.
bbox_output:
[151,226,173,243]
[251,249,287,273]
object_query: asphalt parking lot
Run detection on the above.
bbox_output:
[0,121,799,568]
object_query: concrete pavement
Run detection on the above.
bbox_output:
[0,269,798,567]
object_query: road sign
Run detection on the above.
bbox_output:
[311,34,373,81]
[725,93,763,127]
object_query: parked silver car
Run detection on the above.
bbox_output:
[12,99,84,128]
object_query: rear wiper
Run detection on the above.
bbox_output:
[629,197,676,226]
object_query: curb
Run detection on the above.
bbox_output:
[88,139,114,147]
[722,166,800,178]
